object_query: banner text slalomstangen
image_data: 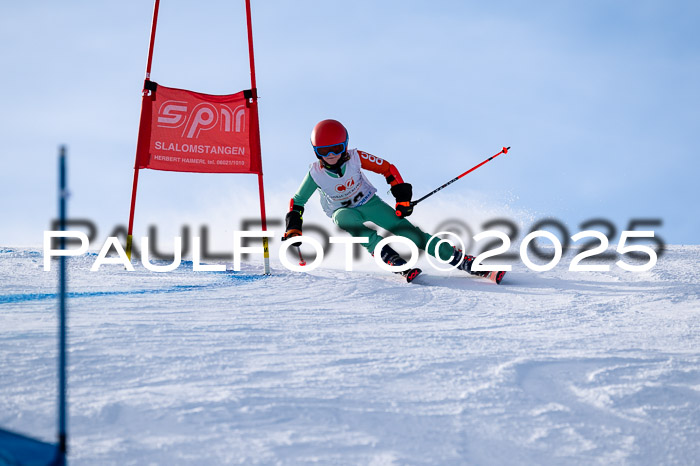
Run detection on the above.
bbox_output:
[136,84,261,174]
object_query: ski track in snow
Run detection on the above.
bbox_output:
[1,246,699,465]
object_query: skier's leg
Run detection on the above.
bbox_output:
[333,203,421,280]
[332,206,385,254]
[371,201,487,276]
[357,196,454,261]
[348,197,495,278]
[332,204,419,280]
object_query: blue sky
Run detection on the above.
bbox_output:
[0,0,698,247]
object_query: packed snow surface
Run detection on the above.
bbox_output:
[1,246,699,464]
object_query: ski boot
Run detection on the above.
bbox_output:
[381,245,422,283]
[450,249,506,284]
[449,249,488,276]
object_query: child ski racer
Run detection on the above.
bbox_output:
[282,119,503,283]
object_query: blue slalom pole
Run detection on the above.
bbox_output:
[58,145,68,460]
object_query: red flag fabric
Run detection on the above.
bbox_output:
[135,83,262,174]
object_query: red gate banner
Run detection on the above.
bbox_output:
[135,83,262,174]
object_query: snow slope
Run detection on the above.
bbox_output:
[1,246,699,465]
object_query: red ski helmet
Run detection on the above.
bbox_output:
[310,119,348,152]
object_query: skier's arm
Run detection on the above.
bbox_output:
[358,150,404,186]
[358,151,413,218]
[284,172,318,241]
[291,172,319,207]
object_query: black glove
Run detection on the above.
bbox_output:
[283,204,304,246]
[391,183,413,217]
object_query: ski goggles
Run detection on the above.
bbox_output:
[313,141,347,158]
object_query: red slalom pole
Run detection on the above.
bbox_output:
[245,0,257,90]
[410,146,511,207]
[297,246,306,266]
[144,0,160,81]
[126,0,161,260]
[244,0,271,275]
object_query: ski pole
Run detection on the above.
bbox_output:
[283,234,307,266]
[296,245,306,266]
[410,146,510,207]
